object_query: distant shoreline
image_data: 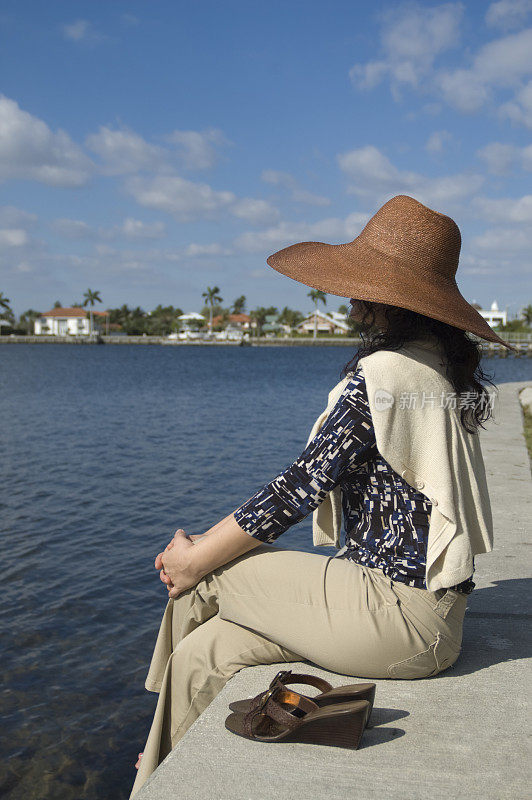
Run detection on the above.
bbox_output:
[1,334,359,347]
[1,334,531,355]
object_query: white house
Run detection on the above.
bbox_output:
[34,307,109,336]
[296,309,350,335]
[168,311,208,340]
[177,312,206,328]
[471,300,507,328]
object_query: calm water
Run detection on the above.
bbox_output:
[1,344,531,800]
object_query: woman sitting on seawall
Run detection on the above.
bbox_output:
[130,194,515,798]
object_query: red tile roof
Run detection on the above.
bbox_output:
[40,306,109,318]
[211,313,250,324]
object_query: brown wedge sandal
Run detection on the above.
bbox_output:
[228,670,376,722]
[225,685,370,749]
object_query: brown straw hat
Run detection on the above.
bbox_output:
[266,194,517,352]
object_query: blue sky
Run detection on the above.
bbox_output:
[1,0,531,317]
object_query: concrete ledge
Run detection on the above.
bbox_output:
[136,381,532,800]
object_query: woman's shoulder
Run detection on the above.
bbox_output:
[337,368,370,408]
[358,345,452,394]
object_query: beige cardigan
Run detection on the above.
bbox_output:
[307,339,494,591]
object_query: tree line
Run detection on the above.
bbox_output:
[0,286,356,337]
[2,288,531,338]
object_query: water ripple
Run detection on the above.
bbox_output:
[0,343,529,799]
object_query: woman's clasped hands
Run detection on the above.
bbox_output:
[155,529,202,599]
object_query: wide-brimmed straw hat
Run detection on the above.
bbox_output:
[266,194,516,352]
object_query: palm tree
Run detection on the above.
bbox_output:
[278,306,304,333]
[250,307,269,337]
[0,291,11,313]
[232,295,246,314]
[83,288,102,337]
[19,309,41,335]
[308,290,327,338]
[202,286,223,334]
[0,292,14,330]
[523,304,532,326]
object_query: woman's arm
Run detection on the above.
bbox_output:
[159,371,376,598]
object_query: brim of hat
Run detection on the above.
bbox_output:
[266,238,518,352]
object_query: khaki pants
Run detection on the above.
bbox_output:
[130,545,467,797]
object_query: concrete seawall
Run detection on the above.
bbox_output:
[2,334,532,354]
[134,379,532,800]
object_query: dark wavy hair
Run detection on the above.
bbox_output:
[341,301,497,434]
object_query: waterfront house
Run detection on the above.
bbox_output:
[34,307,109,336]
[296,310,350,335]
[470,300,507,328]
[262,314,285,337]
[212,313,254,340]
[177,312,207,329]
[210,313,254,332]
[172,312,208,340]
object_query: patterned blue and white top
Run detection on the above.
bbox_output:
[234,369,473,591]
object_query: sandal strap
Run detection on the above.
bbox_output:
[243,688,319,738]
[277,672,333,693]
[248,670,333,711]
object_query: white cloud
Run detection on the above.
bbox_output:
[119,218,166,239]
[121,13,140,27]
[476,142,519,174]
[0,229,28,247]
[0,206,38,228]
[85,125,166,175]
[471,194,532,223]
[51,216,166,240]
[485,0,532,30]
[0,95,93,187]
[15,261,33,273]
[126,174,278,225]
[350,60,389,91]
[337,144,484,205]
[459,253,501,276]
[261,169,292,185]
[164,128,231,169]
[499,79,532,128]
[51,218,94,239]
[349,4,532,125]
[62,19,91,40]
[425,130,453,153]
[184,243,233,257]
[261,169,330,206]
[0,214,49,277]
[1,243,182,296]
[468,193,532,265]
[232,211,369,254]
[523,144,532,169]
[349,2,464,97]
[476,141,532,172]
[126,174,236,222]
[62,245,182,287]
[232,198,280,225]
[435,70,490,112]
[87,124,234,174]
[62,19,107,43]
[291,188,331,206]
[436,28,532,112]
[471,225,532,252]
